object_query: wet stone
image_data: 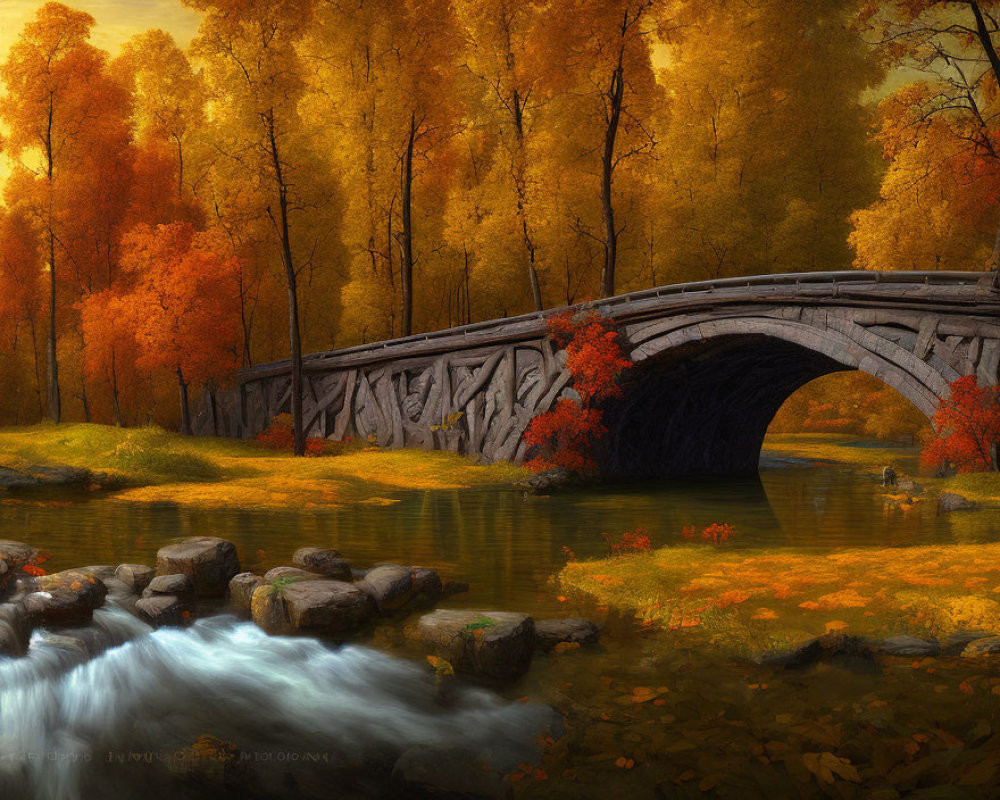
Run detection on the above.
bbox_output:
[155,537,240,597]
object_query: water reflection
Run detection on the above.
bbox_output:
[0,450,995,617]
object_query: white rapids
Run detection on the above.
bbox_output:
[0,608,554,799]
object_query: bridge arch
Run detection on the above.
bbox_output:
[600,317,945,478]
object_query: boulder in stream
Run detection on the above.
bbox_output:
[115,564,155,594]
[135,594,190,627]
[535,618,601,651]
[229,573,267,614]
[155,537,240,597]
[263,566,331,583]
[251,580,376,636]
[143,573,195,599]
[22,570,108,626]
[408,610,536,682]
[938,492,977,513]
[0,602,31,656]
[359,565,443,615]
[291,547,352,579]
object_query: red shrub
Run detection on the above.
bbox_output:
[524,399,605,472]
[682,523,736,547]
[524,312,632,474]
[548,312,633,404]
[257,414,328,456]
[602,528,652,556]
[921,376,1000,473]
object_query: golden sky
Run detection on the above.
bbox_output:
[0,0,201,60]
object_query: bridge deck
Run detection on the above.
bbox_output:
[240,270,998,382]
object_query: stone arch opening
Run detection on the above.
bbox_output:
[599,323,937,478]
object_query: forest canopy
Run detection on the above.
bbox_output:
[0,0,995,433]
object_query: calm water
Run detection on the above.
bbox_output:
[2,445,994,616]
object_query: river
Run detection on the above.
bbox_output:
[2,441,999,798]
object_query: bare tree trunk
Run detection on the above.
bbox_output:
[80,370,90,424]
[111,348,122,427]
[401,112,416,337]
[601,54,625,298]
[45,98,60,423]
[177,364,192,436]
[265,109,305,456]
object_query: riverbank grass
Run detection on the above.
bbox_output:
[561,542,1000,655]
[0,423,525,508]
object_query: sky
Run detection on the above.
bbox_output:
[0,0,201,61]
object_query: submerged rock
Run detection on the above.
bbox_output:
[229,573,267,614]
[135,594,189,627]
[409,610,536,682]
[514,467,578,495]
[944,630,997,655]
[938,492,977,513]
[359,565,442,615]
[155,537,240,597]
[535,618,601,651]
[291,547,351,579]
[251,581,376,636]
[23,570,107,626]
[392,745,510,800]
[871,635,940,658]
[754,634,878,672]
[962,636,1000,657]
[115,564,155,594]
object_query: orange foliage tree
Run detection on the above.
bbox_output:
[922,376,1000,473]
[523,311,632,472]
[117,222,242,434]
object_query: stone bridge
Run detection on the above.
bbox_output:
[195,271,1000,478]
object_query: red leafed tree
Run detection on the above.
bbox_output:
[921,376,1000,474]
[118,222,242,434]
[524,311,632,472]
[80,291,144,427]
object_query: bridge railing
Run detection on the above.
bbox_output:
[242,269,992,380]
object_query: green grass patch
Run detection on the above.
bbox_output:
[0,422,527,507]
[560,540,1000,656]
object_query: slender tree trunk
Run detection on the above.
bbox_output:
[80,371,90,424]
[45,97,60,423]
[26,313,43,421]
[401,111,416,337]
[265,109,305,456]
[110,349,122,427]
[601,55,625,298]
[177,364,191,436]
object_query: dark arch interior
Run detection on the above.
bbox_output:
[598,335,852,478]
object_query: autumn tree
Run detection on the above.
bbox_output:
[118,222,241,434]
[922,375,1000,472]
[540,0,660,297]
[190,0,337,454]
[113,28,207,216]
[457,0,548,309]
[309,0,463,340]
[852,0,1000,271]
[0,210,45,421]
[0,3,130,422]
[655,0,882,282]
